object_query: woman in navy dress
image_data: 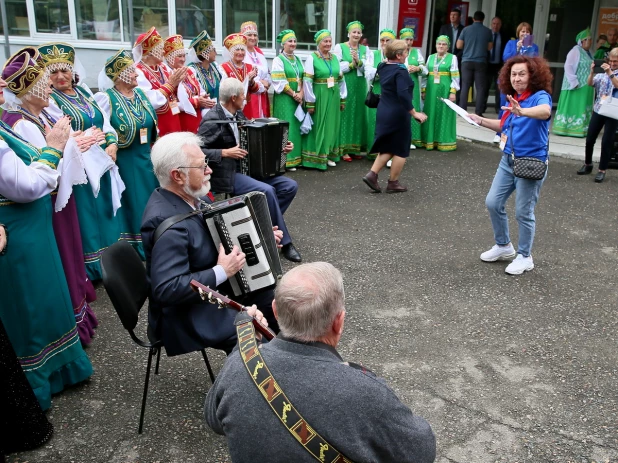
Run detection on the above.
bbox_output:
[363,40,427,193]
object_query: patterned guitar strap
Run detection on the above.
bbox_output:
[236,320,354,463]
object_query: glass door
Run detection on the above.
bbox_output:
[541,0,595,101]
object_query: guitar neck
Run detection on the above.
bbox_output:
[190,280,275,340]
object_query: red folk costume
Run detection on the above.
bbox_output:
[164,34,204,134]
[240,21,271,118]
[133,27,182,137]
[220,33,259,110]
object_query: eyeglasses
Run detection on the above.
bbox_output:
[177,161,209,173]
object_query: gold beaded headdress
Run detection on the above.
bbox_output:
[224,33,248,51]
[104,50,134,81]
[240,21,258,35]
[37,42,76,72]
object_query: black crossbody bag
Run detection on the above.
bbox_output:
[365,71,380,108]
[509,117,548,180]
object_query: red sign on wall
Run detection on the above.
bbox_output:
[397,0,428,46]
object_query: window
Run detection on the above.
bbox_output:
[127,0,170,39]
[75,0,122,41]
[34,0,70,34]
[279,0,328,51]
[223,0,273,50]
[176,0,215,40]
[336,1,379,48]
[1,0,30,36]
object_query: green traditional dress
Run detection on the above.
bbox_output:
[301,52,347,170]
[271,53,304,167]
[188,61,222,101]
[333,42,368,156]
[49,86,120,281]
[98,87,159,260]
[366,49,384,160]
[0,123,93,411]
[407,48,427,147]
[421,53,459,151]
[552,45,594,137]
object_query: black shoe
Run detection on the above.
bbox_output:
[577,164,593,175]
[595,171,606,183]
[281,243,302,262]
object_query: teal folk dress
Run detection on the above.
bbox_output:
[189,62,222,101]
[101,87,159,259]
[49,87,120,281]
[0,123,93,410]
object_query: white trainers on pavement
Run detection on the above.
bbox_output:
[327,160,336,167]
[386,159,392,168]
[493,134,501,144]
[480,244,516,262]
[505,254,534,275]
[410,144,416,149]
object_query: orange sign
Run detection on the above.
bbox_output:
[597,7,618,36]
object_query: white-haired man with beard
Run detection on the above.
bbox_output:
[141,132,277,357]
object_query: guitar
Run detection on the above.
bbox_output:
[189,280,276,340]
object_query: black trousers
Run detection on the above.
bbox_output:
[459,61,489,116]
[486,62,502,113]
[585,111,618,171]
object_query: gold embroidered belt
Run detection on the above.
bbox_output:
[237,321,354,463]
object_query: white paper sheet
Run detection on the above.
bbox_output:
[440,97,480,127]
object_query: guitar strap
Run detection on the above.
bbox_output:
[235,320,354,463]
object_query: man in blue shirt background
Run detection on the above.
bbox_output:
[457,10,493,116]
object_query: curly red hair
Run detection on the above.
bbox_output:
[498,55,553,96]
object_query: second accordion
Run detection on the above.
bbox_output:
[239,118,289,179]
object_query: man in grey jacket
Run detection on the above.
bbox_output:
[205,262,436,462]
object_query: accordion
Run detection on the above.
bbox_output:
[202,191,283,297]
[239,118,289,179]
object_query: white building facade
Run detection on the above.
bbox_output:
[2,0,618,99]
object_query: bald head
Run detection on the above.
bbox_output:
[274,262,345,342]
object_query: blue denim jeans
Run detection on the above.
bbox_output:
[485,154,546,257]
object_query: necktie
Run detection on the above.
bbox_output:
[491,33,497,62]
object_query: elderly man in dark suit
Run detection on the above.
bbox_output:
[439,8,464,103]
[198,78,301,263]
[205,262,437,462]
[141,132,277,357]
[485,16,509,114]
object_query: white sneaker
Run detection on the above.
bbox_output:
[505,254,534,275]
[480,244,516,262]
[327,160,336,167]
[386,159,392,168]
[287,167,297,172]
[493,134,501,144]
[410,144,416,149]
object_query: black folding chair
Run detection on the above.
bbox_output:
[101,241,216,434]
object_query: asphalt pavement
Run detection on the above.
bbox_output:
[9,140,618,463]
